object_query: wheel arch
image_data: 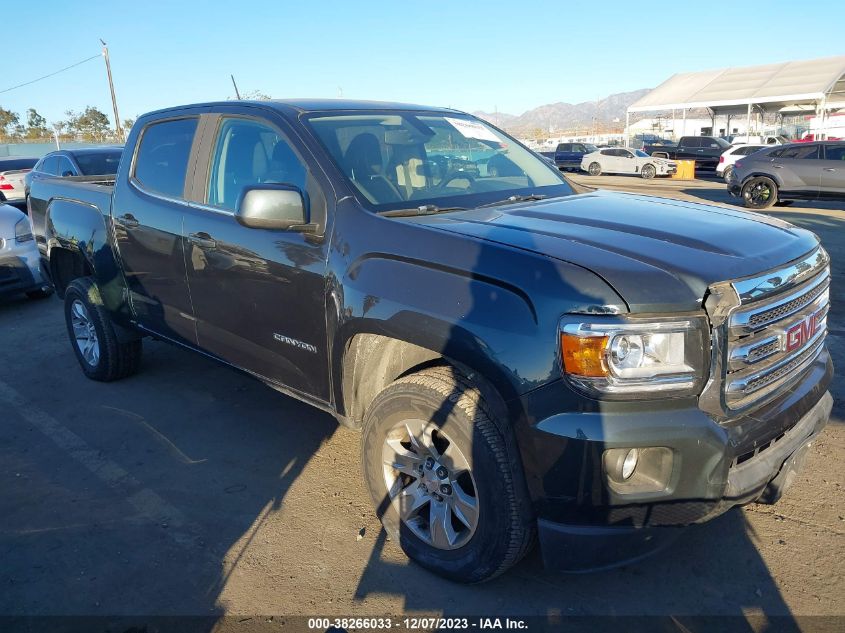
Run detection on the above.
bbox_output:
[337,330,514,430]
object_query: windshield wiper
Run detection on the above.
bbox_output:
[478,194,547,208]
[380,204,466,217]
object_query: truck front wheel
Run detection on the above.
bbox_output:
[63,277,142,382]
[361,366,534,583]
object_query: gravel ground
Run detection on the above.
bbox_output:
[0,177,842,627]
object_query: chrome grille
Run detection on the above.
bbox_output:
[722,248,830,411]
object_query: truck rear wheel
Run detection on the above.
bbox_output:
[64,277,142,382]
[361,366,534,583]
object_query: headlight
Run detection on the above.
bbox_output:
[15,217,34,243]
[560,317,708,398]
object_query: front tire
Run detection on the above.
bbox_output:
[362,366,534,583]
[64,277,142,382]
[741,176,778,209]
[588,162,602,176]
[641,164,656,179]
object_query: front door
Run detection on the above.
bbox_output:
[183,113,331,400]
[111,115,201,345]
[770,144,821,198]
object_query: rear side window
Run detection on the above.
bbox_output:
[780,145,819,159]
[75,150,122,175]
[556,144,569,152]
[133,118,198,198]
[681,138,701,148]
[600,149,615,156]
[824,144,845,161]
[56,156,76,176]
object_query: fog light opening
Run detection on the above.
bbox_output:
[622,448,639,480]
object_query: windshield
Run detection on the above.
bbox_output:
[74,150,122,176]
[634,149,649,157]
[584,144,598,153]
[306,112,573,211]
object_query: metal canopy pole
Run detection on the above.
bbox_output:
[745,103,752,139]
[624,110,630,148]
[682,108,687,136]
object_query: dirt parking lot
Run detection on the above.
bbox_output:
[1,177,843,627]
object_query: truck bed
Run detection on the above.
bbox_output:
[28,175,115,253]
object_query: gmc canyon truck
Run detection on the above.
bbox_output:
[28,100,833,583]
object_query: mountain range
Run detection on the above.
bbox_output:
[473,88,651,134]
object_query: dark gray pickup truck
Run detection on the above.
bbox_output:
[27,99,833,582]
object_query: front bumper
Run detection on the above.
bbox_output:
[0,246,46,297]
[515,349,833,568]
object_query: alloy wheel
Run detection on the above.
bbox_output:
[70,299,100,367]
[382,418,479,550]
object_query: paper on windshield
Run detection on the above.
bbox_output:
[445,117,501,142]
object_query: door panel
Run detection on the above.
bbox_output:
[770,144,821,197]
[111,116,200,344]
[184,114,331,400]
[819,144,845,198]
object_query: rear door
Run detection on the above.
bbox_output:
[111,114,202,345]
[676,137,700,160]
[818,143,845,199]
[182,110,332,400]
[769,144,821,197]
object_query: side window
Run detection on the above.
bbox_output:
[56,156,76,176]
[208,118,306,212]
[573,144,584,153]
[133,117,198,198]
[40,156,60,175]
[823,145,845,161]
[769,149,783,158]
[781,145,819,160]
[681,137,700,148]
[600,149,614,156]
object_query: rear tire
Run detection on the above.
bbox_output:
[588,162,602,176]
[362,366,535,583]
[722,166,734,184]
[641,164,656,180]
[741,176,778,209]
[64,277,142,382]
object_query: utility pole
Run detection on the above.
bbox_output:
[100,40,123,142]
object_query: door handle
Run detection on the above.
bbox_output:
[823,168,836,172]
[118,213,139,228]
[188,231,217,249]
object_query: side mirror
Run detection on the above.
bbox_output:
[235,185,314,232]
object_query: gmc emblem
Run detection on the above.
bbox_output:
[785,312,821,352]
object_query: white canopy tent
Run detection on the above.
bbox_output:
[626,55,845,145]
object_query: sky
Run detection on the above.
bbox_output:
[3,0,845,127]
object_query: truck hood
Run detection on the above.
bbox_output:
[410,190,820,312]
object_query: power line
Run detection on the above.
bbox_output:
[0,54,101,96]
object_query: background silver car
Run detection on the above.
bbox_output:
[0,157,38,203]
[728,141,845,209]
[0,203,51,300]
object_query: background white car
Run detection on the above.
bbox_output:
[716,144,766,183]
[0,204,51,300]
[581,148,676,179]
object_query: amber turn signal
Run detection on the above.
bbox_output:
[561,333,608,377]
